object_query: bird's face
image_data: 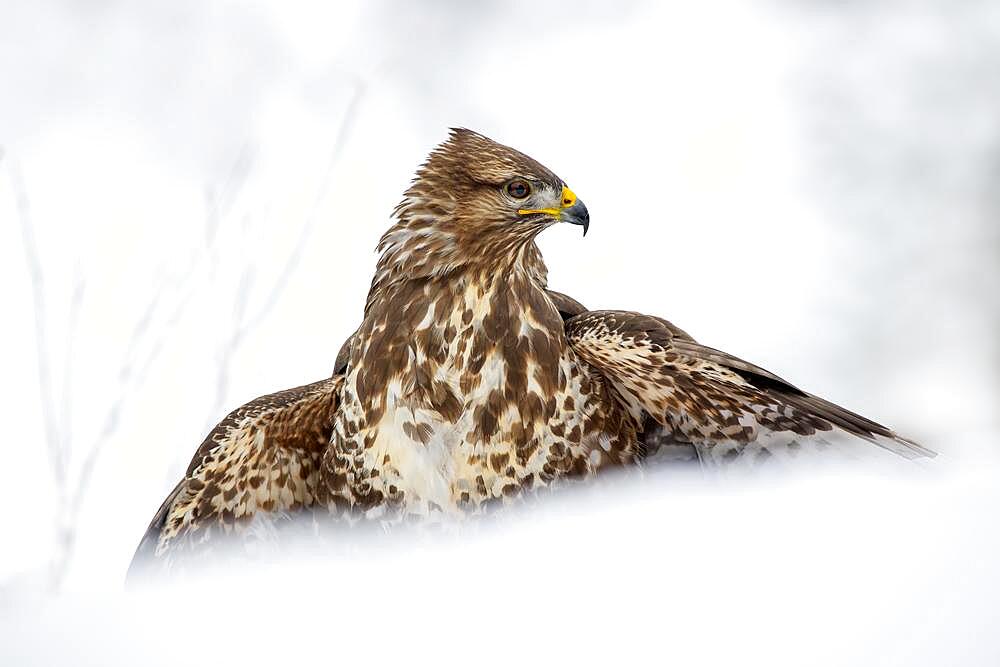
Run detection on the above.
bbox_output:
[402,129,590,239]
[504,177,590,236]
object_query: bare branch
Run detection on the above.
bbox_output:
[70,250,204,514]
[241,81,365,334]
[58,266,85,461]
[9,76,364,591]
[200,80,365,433]
[11,164,65,490]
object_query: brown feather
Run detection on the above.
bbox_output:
[129,376,343,574]
[134,130,930,572]
[565,310,933,461]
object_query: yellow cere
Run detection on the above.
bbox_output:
[518,185,577,217]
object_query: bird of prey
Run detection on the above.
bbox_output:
[130,129,931,573]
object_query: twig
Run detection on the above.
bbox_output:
[70,250,203,514]
[241,81,364,334]
[11,164,65,490]
[58,266,85,461]
[10,75,364,591]
[201,81,365,432]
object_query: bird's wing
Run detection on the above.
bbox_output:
[564,310,933,464]
[128,376,342,577]
[545,289,588,321]
[333,330,356,375]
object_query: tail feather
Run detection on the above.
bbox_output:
[783,393,935,459]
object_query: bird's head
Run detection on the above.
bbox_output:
[396,128,590,240]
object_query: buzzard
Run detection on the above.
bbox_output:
[130,129,932,573]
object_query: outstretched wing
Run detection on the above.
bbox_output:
[128,376,342,577]
[564,310,933,465]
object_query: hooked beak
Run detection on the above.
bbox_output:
[561,196,590,236]
[518,185,590,236]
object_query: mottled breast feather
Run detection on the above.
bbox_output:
[319,269,642,520]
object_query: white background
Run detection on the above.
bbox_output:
[1,1,998,664]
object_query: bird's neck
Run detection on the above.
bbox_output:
[348,236,566,425]
[366,216,549,316]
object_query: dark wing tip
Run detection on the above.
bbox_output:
[545,290,587,321]
[126,479,184,584]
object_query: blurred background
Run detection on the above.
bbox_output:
[1,0,998,663]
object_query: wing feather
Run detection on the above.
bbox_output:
[128,376,342,577]
[565,310,933,464]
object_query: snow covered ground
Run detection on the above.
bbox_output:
[4,463,1000,666]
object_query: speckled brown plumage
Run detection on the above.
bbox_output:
[131,128,931,575]
[313,130,640,523]
[129,377,341,574]
[565,310,932,464]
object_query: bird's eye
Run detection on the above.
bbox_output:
[506,180,532,199]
